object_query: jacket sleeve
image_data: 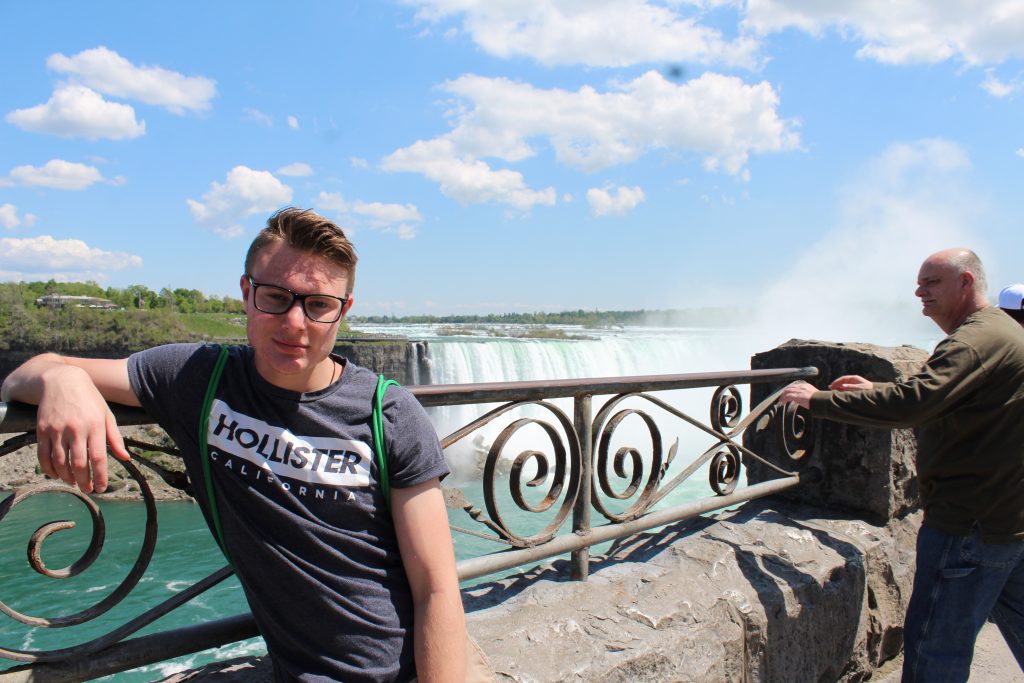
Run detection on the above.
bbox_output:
[808,338,986,428]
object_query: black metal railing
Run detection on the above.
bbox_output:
[0,366,817,681]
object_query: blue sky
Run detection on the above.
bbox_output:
[2,1,1022,325]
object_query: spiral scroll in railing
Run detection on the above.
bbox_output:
[0,448,159,662]
[441,399,581,548]
[710,385,742,433]
[592,407,674,523]
[778,402,814,461]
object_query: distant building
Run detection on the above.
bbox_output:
[35,294,119,309]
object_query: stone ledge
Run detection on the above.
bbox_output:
[162,500,919,682]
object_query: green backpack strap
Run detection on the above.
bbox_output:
[373,374,401,510]
[199,344,231,560]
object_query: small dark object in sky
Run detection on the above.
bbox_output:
[665,64,686,81]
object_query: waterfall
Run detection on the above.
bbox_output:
[410,327,757,488]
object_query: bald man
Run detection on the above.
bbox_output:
[781,248,1024,682]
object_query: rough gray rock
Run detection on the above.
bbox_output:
[158,500,918,683]
[460,499,918,683]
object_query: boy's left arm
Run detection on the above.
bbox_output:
[393,478,467,683]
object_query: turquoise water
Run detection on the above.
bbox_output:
[0,496,256,681]
[0,474,715,680]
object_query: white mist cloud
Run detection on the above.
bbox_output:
[743,1,1024,67]
[586,184,646,216]
[186,166,293,238]
[405,0,761,68]
[0,235,143,274]
[6,84,145,140]
[752,138,982,348]
[288,115,299,129]
[6,159,107,190]
[47,46,215,114]
[277,162,314,177]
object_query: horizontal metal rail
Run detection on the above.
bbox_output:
[1,365,818,680]
[0,367,817,433]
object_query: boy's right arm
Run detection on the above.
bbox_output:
[1,353,137,494]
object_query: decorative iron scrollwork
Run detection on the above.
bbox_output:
[778,402,814,461]
[710,385,742,433]
[0,451,158,662]
[442,399,581,548]
[593,407,669,523]
[708,447,741,495]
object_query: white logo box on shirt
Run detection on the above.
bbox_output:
[208,398,373,488]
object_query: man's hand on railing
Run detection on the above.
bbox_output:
[1,355,132,494]
[35,367,131,494]
[779,375,875,410]
[827,374,874,392]
[778,381,817,409]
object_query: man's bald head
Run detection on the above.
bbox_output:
[916,248,990,334]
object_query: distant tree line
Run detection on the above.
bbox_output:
[0,281,245,352]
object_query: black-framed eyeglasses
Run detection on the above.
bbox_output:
[246,275,348,323]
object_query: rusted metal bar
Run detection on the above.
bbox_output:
[1,401,152,434]
[0,612,259,682]
[456,469,820,582]
[409,367,818,407]
[570,394,593,581]
[0,367,817,432]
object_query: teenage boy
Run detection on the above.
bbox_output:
[1,207,466,682]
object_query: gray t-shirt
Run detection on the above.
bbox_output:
[128,343,449,682]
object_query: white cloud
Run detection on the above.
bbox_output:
[5,84,145,140]
[395,225,418,240]
[6,159,106,190]
[981,69,1021,98]
[383,70,797,204]
[186,166,293,238]
[586,184,646,216]
[352,201,424,227]
[1017,148,1024,158]
[405,0,760,68]
[243,107,273,127]
[1,204,21,229]
[47,46,215,114]
[277,162,314,177]
[314,192,424,238]
[0,235,143,273]
[753,138,981,346]
[350,157,369,169]
[382,137,558,210]
[316,191,349,213]
[287,115,299,129]
[743,1,1024,67]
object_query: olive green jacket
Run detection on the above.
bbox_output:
[810,306,1024,541]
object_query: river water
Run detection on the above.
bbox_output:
[0,323,935,679]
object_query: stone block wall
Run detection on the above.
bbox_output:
[743,339,928,526]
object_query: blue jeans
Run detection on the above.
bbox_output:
[902,524,1024,682]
